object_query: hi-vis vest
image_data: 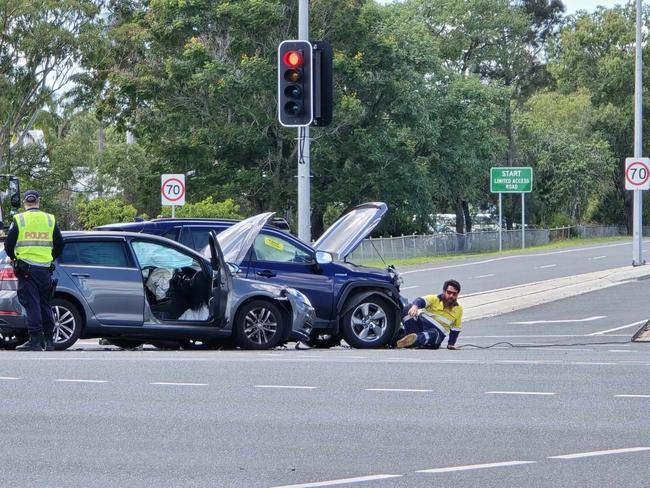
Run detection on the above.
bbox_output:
[13,210,55,266]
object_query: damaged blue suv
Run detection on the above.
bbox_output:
[98,202,404,349]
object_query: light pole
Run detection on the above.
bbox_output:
[633,0,645,265]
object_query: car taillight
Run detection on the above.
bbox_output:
[0,265,18,291]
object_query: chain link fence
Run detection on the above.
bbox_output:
[349,225,631,262]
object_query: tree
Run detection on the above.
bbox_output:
[76,196,138,229]
[0,0,100,170]
[159,197,243,219]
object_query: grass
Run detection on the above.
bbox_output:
[354,236,631,268]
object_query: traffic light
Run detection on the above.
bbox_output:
[311,41,333,127]
[278,40,313,127]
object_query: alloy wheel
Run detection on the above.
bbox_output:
[243,306,279,345]
[53,305,76,344]
[350,302,388,342]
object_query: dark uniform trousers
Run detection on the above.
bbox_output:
[16,265,55,338]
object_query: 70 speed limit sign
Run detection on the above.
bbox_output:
[625,158,650,190]
[161,174,186,206]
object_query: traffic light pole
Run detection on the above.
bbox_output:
[297,0,311,243]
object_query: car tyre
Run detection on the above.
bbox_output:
[234,300,284,350]
[51,298,83,350]
[341,296,395,349]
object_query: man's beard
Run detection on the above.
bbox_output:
[442,296,458,308]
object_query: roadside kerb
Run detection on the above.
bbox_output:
[462,265,650,322]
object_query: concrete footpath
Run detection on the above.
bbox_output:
[462,264,650,322]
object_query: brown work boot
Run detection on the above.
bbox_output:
[396,333,418,349]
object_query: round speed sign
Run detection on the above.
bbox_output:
[625,158,650,190]
[161,174,186,205]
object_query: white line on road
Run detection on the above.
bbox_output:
[0,376,19,380]
[400,285,419,290]
[510,316,606,325]
[55,379,108,383]
[535,264,557,269]
[150,382,208,386]
[366,388,432,392]
[271,474,402,487]
[473,274,496,279]
[588,320,647,336]
[615,394,650,398]
[589,255,607,260]
[254,385,316,389]
[486,391,556,396]
[401,240,645,274]
[417,460,536,474]
[548,447,650,459]
[569,362,618,365]
[608,350,638,353]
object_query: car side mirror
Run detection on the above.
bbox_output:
[315,251,333,265]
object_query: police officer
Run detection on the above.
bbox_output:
[4,190,64,351]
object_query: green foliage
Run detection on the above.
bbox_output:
[76,197,138,230]
[159,197,243,219]
[545,212,574,228]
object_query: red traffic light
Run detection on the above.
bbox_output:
[283,50,303,68]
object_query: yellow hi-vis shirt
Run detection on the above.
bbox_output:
[419,294,463,335]
[14,210,55,266]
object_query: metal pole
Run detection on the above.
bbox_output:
[633,0,645,265]
[297,0,311,243]
[521,192,525,249]
[171,205,175,218]
[498,192,503,252]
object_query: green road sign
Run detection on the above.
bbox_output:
[490,167,533,193]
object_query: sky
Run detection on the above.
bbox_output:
[376,0,624,15]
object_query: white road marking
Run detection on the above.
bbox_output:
[535,264,557,269]
[510,316,606,325]
[271,474,402,487]
[401,240,643,274]
[495,360,549,364]
[473,274,496,279]
[486,391,555,396]
[607,350,638,353]
[569,362,618,365]
[0,376,20,380]
[150,382,208,386]
[417,460,536,474]
[615,394,650,398]
[548,447,650,459]
[588,320,647,336]
[400,285,419,290]
[254,385,316,389]
[589,255,607,260]
[55,379,108,383]
[366,388,432,392]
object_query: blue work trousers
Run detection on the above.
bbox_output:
[17,265,55,337]
[402,314,446,349]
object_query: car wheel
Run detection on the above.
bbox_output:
[234,300,284,350]
[341,296,396,349]
[51,298,82,350]
[0,331,28,350]
[304,332,342,349]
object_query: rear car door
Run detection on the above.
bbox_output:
[58,238,145,326]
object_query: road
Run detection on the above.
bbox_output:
[1,242,649,487]
[398,238,649,297]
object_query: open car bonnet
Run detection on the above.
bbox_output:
[206,212,275,266]
[313,202,387,259]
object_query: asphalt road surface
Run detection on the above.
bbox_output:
[1,277,649,488]
[398,238,650,298]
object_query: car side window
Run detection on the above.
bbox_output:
[58,241,131,267]
[131,241,198,269]
[252,233,311,263]
[162,227,180,242]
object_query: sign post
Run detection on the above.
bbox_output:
[490,167,533,251]
[161,174,186,217]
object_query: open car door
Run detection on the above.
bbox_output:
[208,230,230,326]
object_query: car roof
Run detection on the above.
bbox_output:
[97,217,291,232]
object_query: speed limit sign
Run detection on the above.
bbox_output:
[625,158,650,190]
[161,174,186,206]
